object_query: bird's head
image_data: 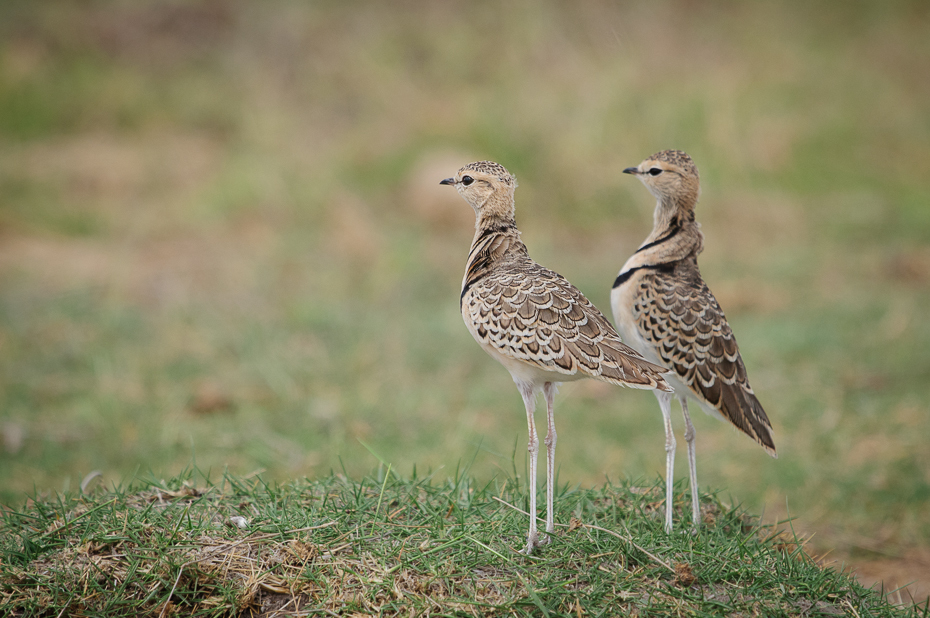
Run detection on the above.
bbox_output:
[623,149,700,208]
[440,160,517,221]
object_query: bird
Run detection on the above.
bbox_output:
[610,149,776,533]
[441,160,672,554]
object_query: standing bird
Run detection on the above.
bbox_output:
[441,161,672,554]
[610,149,777,533]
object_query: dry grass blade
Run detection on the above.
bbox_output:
[158,521,338,618]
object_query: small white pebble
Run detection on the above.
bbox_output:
[227,516,249,529]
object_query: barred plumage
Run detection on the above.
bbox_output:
[442,161,670,554]
[611,150,776,533]
[465,265,669,389]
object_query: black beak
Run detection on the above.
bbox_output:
[439,177,456,186]
[622,167,639,175]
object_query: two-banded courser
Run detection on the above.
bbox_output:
[610,150,776,533]
[441,161,672,554]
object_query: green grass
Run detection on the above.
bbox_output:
[1,0,929,602]
[2,468,924,617]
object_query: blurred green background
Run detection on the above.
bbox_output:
[1,0,928,599]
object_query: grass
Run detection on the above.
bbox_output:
[2,467,925,617]
[0,0,929,603]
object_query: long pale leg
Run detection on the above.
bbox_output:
[654,390,676,533]
[518,382,540,553]
[679,396,700,529]
[542,382,558,543]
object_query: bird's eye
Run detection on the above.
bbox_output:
[648,168,663,176]
[461,175,474,186]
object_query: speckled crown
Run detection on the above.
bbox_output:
[460,161,516,187]
[648,150,698,177]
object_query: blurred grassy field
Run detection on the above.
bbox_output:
[1,0,929,600]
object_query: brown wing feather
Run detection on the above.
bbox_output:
[465,262,671,391]
[633,272,776,455]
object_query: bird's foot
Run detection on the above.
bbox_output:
[537,527,555,546]
[520,530,556,554]
[520,530,540,555]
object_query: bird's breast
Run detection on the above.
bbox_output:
[610,270,662,366]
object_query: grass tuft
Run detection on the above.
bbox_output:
[1,469,924,617]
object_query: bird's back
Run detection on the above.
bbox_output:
[464,249,671,391]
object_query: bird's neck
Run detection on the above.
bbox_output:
[625,196,703,271]
[462,213,527,302]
